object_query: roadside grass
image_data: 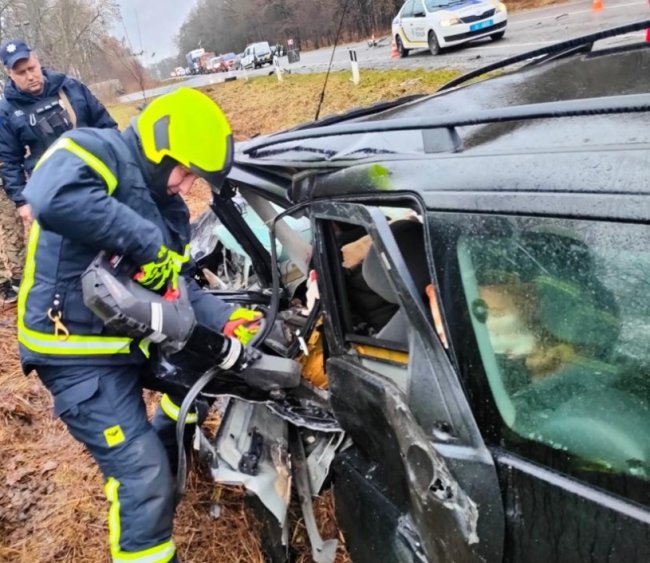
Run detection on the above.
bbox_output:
[108,68,461,139]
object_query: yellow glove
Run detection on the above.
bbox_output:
[135,245,189,293]
[223,307,263,344]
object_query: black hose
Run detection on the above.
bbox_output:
[174,200,313,502]
[174,367,220,503]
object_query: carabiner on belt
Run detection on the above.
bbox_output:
[47,308,70,341]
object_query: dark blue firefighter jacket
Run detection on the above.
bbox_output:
[0,68,118,207]
[18,126,233,372]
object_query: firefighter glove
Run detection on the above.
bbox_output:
[223,307,263,345]
[135,245,188,292]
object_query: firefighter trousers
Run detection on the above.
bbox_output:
[37,364,181,563]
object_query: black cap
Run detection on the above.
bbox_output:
[1,39,31,69]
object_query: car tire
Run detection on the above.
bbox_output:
[428,31,441,56]
[396,35,409,58]
[491,30,505,41]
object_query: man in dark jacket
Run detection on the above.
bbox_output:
[0,39,117,302]
[18,87,261,563]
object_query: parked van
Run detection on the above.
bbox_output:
[240,41,273,69]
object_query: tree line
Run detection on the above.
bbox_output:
[0,0,151,94]
[152,0,405,77]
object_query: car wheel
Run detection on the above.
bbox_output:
[428,31,441,56]
[491,30,505,41]
[396,35,409,58]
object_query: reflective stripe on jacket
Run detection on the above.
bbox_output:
[18,127,186,370]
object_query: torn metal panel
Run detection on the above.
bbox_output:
[290,426,339,563]
[396,515,428,563]
[305,431,346,495]
[211,399,291,525]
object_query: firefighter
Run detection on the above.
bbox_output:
[0,39,118,303]
[18,87,260,563]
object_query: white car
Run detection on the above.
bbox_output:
[392,0,507,56]
[240,41,273,69]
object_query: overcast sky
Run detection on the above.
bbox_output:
[115,0,197,64]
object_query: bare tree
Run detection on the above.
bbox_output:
[173,0,405,58]
[0,0,147,89]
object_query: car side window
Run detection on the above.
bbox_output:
[432,213,650,501]
[319,205,434,391]
[324,206,430,344]
[413,0,426,16]
[401,0,415,18]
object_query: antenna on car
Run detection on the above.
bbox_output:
[314,0,352,121]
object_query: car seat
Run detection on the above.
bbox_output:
[361,220,430,347]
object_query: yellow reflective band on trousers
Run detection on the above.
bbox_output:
[160,394,198,424]
[104,478,176,563]
[35,137,118,194]
[17,222,133,355]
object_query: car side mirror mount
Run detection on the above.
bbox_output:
[414,11,426,17]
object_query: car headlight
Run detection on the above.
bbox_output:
[493,1,506,11]
[441,16,462,26]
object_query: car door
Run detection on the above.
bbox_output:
[242,47,252,68]
[398,0,417,45]
[427,209,650,562]
[310,199,505,563]
[410,0,428,42]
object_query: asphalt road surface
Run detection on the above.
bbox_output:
[120,0,650,103]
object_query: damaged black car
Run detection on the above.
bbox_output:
[176,21,650,563]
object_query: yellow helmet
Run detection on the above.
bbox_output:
[136,87,233,187]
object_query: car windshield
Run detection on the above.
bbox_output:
[425,0,466,8]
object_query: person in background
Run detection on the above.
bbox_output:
[0,38,117,303]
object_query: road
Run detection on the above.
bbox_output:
[119,0,649,103]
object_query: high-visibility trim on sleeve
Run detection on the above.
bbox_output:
[35,136,118,194]
[104,477,176,563]
[160,393,198,424]
[17,222,133,355]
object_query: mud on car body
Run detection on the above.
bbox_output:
[187,22,650,563]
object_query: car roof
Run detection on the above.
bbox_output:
[230,25,650,213]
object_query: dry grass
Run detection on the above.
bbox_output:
[108,68,461,135]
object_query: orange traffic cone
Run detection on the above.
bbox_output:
[391,39,399,59]
[592,0,603,11]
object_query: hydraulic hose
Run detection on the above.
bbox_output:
[174,367,221,503]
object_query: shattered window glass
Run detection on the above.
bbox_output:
[457,219,650,482]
